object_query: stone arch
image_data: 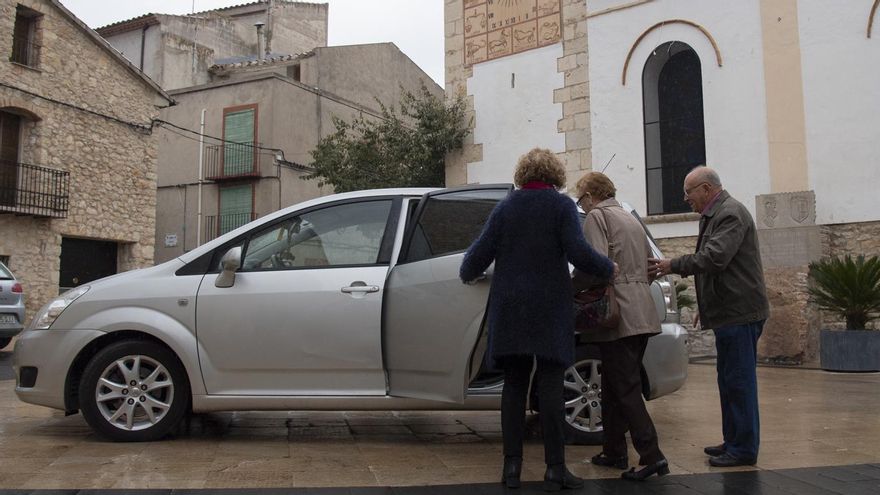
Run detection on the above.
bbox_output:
[0,98,42,121]
[621,19,723,85]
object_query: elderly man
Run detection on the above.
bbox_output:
[649,166,769,467]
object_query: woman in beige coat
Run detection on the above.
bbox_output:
[572,172,669,481]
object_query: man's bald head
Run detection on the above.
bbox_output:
[683,166,723,213]
[686,166,722,188]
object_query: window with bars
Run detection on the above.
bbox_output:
[11,5,42,67]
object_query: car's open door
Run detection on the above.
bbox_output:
[383,185,512,403]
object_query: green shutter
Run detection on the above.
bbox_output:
[219,185,253,234]
[223,109,255,175]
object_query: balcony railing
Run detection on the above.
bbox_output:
[204,142,259,180]
[0,159,69,218]
[10,35,40,67]
[204,211,257,242]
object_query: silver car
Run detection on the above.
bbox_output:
[0,261,25,350]
[14,185,687,442]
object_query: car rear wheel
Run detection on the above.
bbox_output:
[562,356,604,445]
[79,340,189,442]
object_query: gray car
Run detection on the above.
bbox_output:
[14,185,687,442]
[0,261,25,350]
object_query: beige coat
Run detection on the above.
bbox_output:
[572,198,660,343]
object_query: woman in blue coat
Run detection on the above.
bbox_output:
[460,148,616,491]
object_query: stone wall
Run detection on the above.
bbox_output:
[0,0,164,319]
[656,220,880,364]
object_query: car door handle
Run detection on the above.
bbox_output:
[341,285,380,293]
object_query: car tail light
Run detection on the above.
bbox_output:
[657,279,677,315]
[12,283,22,293]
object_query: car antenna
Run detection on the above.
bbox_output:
[601,153,616,173]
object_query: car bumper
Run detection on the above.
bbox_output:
[0,324,24,338]
[643,323,689,400]
[13,328,105,411]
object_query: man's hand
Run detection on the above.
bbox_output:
[612,262,620,279]
[647,258,672,279]
[693,312,701,330]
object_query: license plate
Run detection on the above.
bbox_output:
[0,314,15,324]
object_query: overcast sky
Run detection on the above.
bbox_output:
[59,0,445,86]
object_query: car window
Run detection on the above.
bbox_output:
[405,189,508,263]
[241,200,393,270]
[0,262,11,280]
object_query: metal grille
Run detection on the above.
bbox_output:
[0,160,69,217]
[204,142,258,180]
[204,212,257,242]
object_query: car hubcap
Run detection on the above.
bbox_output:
[95,355,174,431]
[563,359,602,433]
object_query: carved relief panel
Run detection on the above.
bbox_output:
[464,0,562,66]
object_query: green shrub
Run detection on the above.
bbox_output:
[808,255,880,330]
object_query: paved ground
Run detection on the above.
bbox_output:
[1,348,879,492]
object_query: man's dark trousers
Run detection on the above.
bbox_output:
[599,334,664,465]
[714,320,764,461]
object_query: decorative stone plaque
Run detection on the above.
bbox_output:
[463,0,562,67]
[755,190,820,268]
[755,191,816,230]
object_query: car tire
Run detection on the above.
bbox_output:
[79,340,189,442]
[562,351,604,445]
[0,337,11,350]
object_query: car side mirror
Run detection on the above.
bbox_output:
[215,246,242,288]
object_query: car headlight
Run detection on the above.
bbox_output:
[29,285,90,330]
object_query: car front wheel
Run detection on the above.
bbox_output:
[79,340,189,442]
[562,357,604,445]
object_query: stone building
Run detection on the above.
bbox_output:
[152,43,441,263]
[444,0,880,364]
[0,0,172,319]
[96,0,328,91]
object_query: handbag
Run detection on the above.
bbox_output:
[573,208,620,332]
[574,284,620,332]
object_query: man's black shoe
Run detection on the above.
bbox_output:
[621,459,669,481]
[703,444,725,457]
[709,452,756,467]
[591,452,628,469]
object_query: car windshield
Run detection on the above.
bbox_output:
[0,262,12,280]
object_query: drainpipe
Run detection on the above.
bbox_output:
[139,24,148,71]
[254,22,265,59]
[196,108,206,247]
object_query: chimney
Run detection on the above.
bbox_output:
[254,21,265,59]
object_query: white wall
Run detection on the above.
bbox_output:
[103,26,162,85]
[798,0,880,225]
[587,0,771,236]
[466,44,565,184]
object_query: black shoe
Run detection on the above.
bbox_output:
[501,456,522,489]
[591,452,628,469]
[621,458,669,481]
[543,464,584,492]
[709,452,757,467]
[703,444,725,457]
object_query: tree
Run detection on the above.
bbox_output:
[305,84,470,192]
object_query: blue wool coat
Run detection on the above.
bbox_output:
[460,189,614,367]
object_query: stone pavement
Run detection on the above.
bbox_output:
[1,350,879,492]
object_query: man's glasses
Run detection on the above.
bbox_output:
[683,182,709,199]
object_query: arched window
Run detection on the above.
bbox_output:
[643,42,706,215]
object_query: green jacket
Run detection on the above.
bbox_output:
[671,190,770,329]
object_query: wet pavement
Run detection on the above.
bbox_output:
[1,348,879,492]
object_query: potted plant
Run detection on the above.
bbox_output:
[808,255,880,371]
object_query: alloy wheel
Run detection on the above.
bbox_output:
[94,354,175,431]
[563,358,602,433]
